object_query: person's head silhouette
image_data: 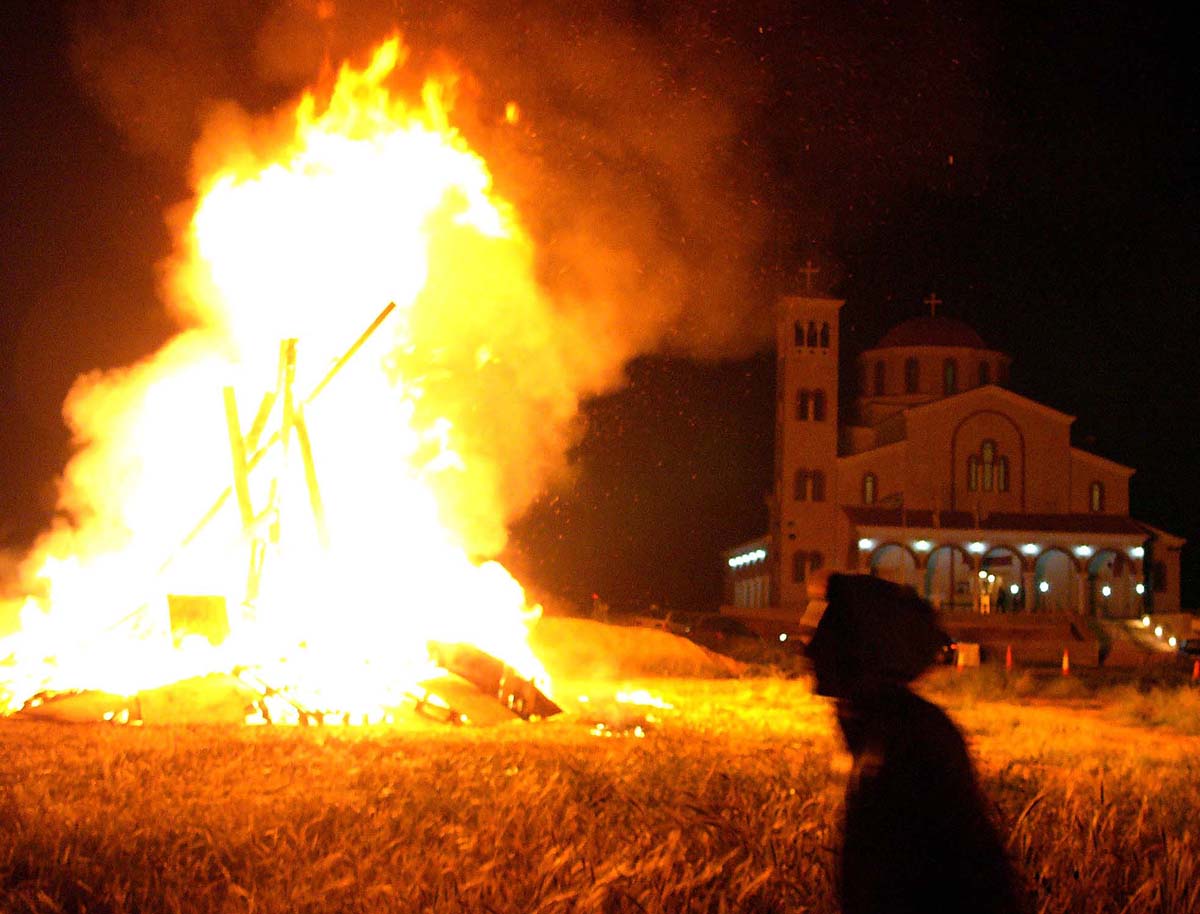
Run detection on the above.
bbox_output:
[805,573,947,698]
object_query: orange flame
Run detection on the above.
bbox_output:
[0,37,571,721]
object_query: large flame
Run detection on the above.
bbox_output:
[0,37,579,721]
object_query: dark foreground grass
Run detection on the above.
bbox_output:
[2,676,1198,913]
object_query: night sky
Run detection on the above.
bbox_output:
[2,2,1196,616]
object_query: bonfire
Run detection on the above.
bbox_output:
[0,37,590,727]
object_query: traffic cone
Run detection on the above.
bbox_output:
[1005,644,1013,673]
[1061,649,1070,677]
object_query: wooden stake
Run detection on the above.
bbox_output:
[223,387,255,534]
[244,390,278,453]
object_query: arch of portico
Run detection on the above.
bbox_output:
[868,543,919,589]
[979,545,1025,612]
[1087,549,1140,618]
[924,544,974,612]
[1033,547,1079,612]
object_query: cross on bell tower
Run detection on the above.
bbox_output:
[923,292,943,317]
[799,259,820,294]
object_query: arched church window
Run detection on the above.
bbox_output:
[812,389,827,421]
[806,321,818,347]
[794,321,804,347]
[863,472,877,504]
[967,456,979,491]
[811,470,826,502]
[1090,481,1105,512]
[819,322,830,348]
[874,361,886,395]
[794,469,809,501]
[796,388,810,420]
[997,456,1009,492]
[792,551,808,583]
[809,551,824,573]
[978,361,991,386]
[982,440,996,491]
[943,358,958,394]
[904,358,919,393]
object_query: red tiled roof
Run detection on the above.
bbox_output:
[875,316,988,349]
[843,507,974,528]
[844,507,1146,536]
[983,513,1146,535]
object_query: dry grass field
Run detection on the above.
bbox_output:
[2,623,1199,913]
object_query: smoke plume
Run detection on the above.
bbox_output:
[71,0,777,359]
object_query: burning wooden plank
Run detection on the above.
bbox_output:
[427,641,561,720]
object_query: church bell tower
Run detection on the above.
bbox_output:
[772,287,844,611]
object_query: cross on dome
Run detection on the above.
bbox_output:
[923,292,943,317]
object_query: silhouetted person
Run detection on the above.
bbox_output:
[806,573,1025,914]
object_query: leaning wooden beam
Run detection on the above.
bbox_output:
[304,301,397,405]
[222,387,255,533]
[279,339,297,455]
[277,339,298,535]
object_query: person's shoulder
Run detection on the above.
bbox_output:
[885,688,968,748]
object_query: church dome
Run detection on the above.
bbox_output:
[876,315,987,349]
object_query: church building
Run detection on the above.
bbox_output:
[724,290,1186,621]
